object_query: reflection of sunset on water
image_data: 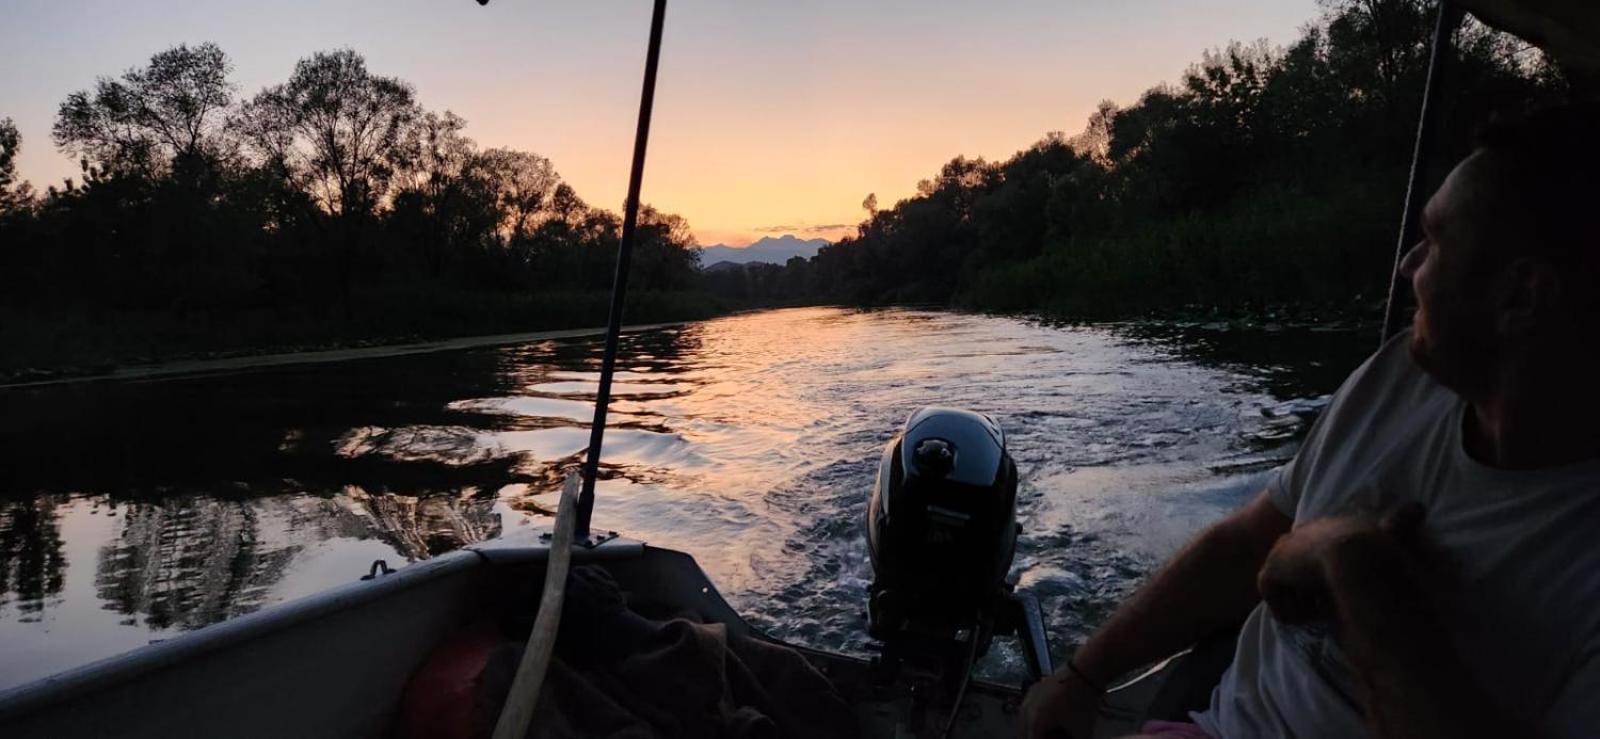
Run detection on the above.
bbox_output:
[0,307,1369,689]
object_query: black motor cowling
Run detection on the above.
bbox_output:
[866,407,1019,660]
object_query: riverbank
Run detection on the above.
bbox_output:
[0,322,687,389]
[0,288,727,385]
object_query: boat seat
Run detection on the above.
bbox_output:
[1142,625,1242,722]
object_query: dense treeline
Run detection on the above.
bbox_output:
[699,258,820,308]
[764,0,1577,317]
[0,1,1585,377]
[0,45,708,376]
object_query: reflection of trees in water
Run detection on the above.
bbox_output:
[0,497,66,619]
[95,499,293,630]
[509,324,705,377]
[3,327,696,630]
[289,486,502,560]
[1108,322,1371,401]
[90,488,499,630]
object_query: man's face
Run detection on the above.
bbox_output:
[1398,151,1502,395]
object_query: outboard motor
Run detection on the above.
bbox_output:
[862,408,1052,733]
[867,407,1018,661]
[866,407,1051,697]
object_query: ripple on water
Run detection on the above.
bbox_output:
[447,396,598,423]
[523,380,690,398]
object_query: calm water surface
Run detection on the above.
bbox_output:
[0,307,1371,689]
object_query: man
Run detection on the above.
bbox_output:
[1021,103,1600,739]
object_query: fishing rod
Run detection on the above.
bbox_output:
[1380,0,1463,345]
[471,0,666,538]
[574,0,668,539]
[486,2,667,732]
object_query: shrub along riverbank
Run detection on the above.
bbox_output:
[958,180,1400,320]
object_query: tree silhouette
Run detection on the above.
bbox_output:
[0,117,28,214]
[0,118,19,193]
[474,148,559,242]
[1070,101,1117,167]
[236,50,431,309]
[240,49,419,218]
[54,43,235,180]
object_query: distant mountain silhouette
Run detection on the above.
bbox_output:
[699,235,827,266]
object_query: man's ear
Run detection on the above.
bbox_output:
[1495,257,1563,337]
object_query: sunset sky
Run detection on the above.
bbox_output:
[2,0,1319,246]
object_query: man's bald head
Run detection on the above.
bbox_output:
[1400,103,1600,398]
[1467,103,1600,323]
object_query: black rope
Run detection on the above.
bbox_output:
[576,0,668,538]
[939,633,983,739]
[1379,1,1464,345]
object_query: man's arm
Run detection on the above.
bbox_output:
[1071,491,1290,684]
[1020,490,1291,738]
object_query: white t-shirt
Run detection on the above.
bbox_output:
[1193,330,1600,739]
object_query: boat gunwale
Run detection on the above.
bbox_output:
[0,536,643,722]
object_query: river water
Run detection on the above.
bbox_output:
[0,307,1372,690]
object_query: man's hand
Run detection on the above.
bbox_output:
[1257,503,1425,625]
[1259,504,1528,739]
[1019,671,1100,739]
